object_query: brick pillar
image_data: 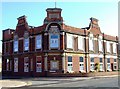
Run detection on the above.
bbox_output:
[44,53,48,71]
[62,53,65,73]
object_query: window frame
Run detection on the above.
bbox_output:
[35,35,42,50]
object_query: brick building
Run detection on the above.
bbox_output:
[2,8,118,77]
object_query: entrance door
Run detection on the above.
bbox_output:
[111,63,113,71]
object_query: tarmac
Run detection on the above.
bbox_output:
[0,75,118,88]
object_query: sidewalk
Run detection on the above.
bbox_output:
[0,79,32,88]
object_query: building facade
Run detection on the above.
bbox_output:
[2,8,118,77]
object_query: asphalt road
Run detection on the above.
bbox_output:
[6,76,119,89]
[29,77,118,87]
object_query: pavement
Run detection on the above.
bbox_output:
[0,75,118,88]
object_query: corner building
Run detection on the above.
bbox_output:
[2,8,119,77]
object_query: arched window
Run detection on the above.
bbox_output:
[14,35,18,52]
[24,31,29,51]
[49,25,60,49]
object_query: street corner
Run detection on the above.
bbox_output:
[0,80,32,88]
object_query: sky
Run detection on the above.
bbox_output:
[0,1,119,53]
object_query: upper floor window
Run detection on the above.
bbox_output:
[106,41,111,53]
[78,36,84,50]
[107,58,110,63]
[67,34,73,49]
[113,43,116,53]
[49,26,60,49]
[50,34,59,48]
[24,38,29,51]
[36,35,42,49]
[79,57,84,62]
[99,58,102,63]
[89,33,94,51]
[98,36,103,52]
[90,58,94,62]
[24,32,29,51]
[68,56,72,62]
[14,40,18,52]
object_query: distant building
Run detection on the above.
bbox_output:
[2,8,118,77]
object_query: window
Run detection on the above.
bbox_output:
[89,37,94,51]
[79,57,84,62]
[50,61,59,70]
[99,40,103,52]
[107,64,111,70]
[14,58,18,72]
[99,64,103,71]
[6,59,12,71]
[50,34,59,48]
[113,43,116,53]
[67,34,73,49]
[107,58,110,63]
[90,58,94,71]
[90,58,94,62]
[36,35,42,49]
[24,57,29,72]
[24,38,29,51]
[78,36,84,50]
[36,56,42,72]
[14,40,18,52]
[114,59,117,62]
[67,56,73,72]
[106,41,111,53]
[99,58,102,63]
[79,57,84,71]
[68,56,72,62]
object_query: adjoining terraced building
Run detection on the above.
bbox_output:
[2,8,118,77]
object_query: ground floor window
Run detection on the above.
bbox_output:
[113,63,117,70]
[99,63,103,71]
[36,56,42,72]
[14,58,18,72]
[107,63,111,71]
[79,63,84,71]
[67,63,72,72]
[90,63,94,71]
[50,60,59,71]
[24,57,29,72]
[6,59,12,71]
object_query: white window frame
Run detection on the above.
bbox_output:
[106,41,111,53]
[67,34,73,49]
[98,40,103,52]
[67,56,73,73]
[24,57,29,72]
[35,35,42,49]
[78,36,84,50]
[89,37,94,51]
[113,43,117,53]
[36,56,42,72]
[24,38,29,51]
[113,63,117,70]
[6,59,12,71]
[14,58,18,72]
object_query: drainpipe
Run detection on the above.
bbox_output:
[84,29,88,73]
[103,33,106,72]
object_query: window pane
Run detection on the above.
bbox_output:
[36,56,42,72]
[89,38,93,50]
[50,34,59,48]
[78,36,84,50]
[79,57,83,62]
[90,58,94,62]
[14,40,18,52]
[14,58,18,72]
[36,35,42,49]
[114,59,116,62]
[24,38,29,51]
[68,56,72,62]
[99,58,102,63]
[24,57,29,72]
[107,58,110,63]
[67,34,73,48]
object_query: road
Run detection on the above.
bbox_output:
[3,76,119,89]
